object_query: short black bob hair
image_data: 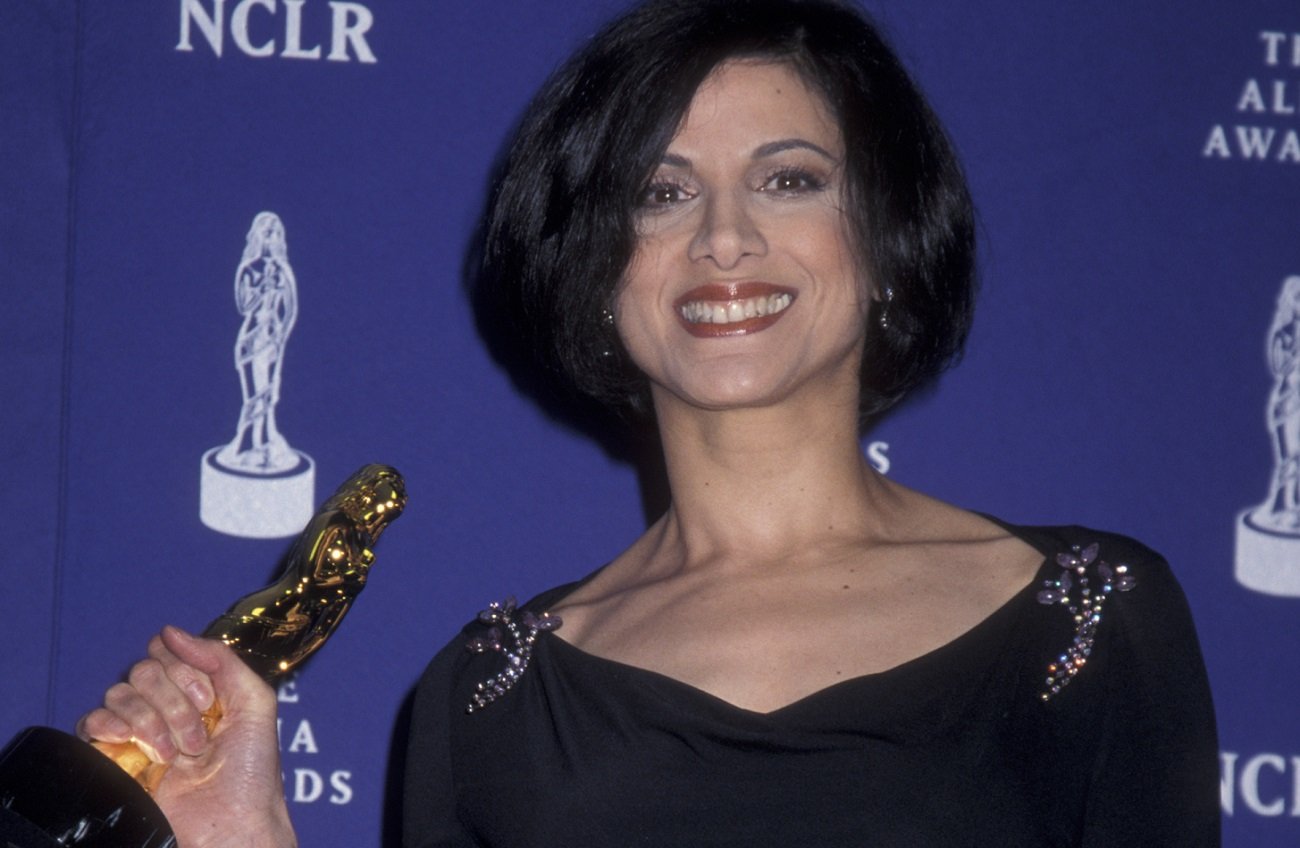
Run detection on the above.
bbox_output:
[477,0,975,423]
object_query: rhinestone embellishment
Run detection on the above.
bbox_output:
[1036,542,1136,702]
[464,597,562,713]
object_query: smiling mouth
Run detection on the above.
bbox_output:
[673,283,797,337]
[678,292,794,324]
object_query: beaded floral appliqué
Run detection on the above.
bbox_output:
[1035,542,1136,702]
[463,597,562,713]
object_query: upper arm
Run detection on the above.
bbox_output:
[1080,556,1220,846]
[402,638,476,848]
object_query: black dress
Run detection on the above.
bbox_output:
[403,524,1220,847]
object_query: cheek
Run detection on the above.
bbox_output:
[610,289,649,373]
[612,289,658,370]
[802,217,870,312]
[614,241,670,329]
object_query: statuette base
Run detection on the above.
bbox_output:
[199,447,315,538]
[1235,510,1300,597]
[0,727,174,847]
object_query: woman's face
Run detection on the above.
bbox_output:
[615,60,871,417]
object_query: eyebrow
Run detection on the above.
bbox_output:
[753,138,837,161]
[658,138,839,169]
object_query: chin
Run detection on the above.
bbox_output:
[657,370,796,413]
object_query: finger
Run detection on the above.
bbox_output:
[76,706,133,744]
[160,626,275,715]
[101,672,183,762]
[127,636,215,757]
[148,631,216,713]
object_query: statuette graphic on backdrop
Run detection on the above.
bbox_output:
[201,211,315,538]
[1235,275,1300,596]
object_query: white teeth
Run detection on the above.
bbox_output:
[678,293,792,324]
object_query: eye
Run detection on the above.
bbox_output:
[758,167,827,195]
[637,179,696,208]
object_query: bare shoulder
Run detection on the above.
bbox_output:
[545,524,665,645]
[881,482,1045,598]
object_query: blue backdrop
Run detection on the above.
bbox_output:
[3,1,1298,845]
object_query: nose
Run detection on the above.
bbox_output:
[687,190,766,269]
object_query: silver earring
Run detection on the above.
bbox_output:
[878,286,894,329]
[599,308,616,358]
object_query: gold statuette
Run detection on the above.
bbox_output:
[202,463,406,676]
[94,463,407,791]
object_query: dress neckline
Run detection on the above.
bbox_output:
[535,517,1055,718]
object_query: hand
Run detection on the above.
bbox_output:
[76,626,298,848]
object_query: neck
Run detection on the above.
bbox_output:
[647,387,898,571]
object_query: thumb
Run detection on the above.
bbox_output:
[159,625,270,712]
[160,625,233,674]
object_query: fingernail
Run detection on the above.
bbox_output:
[164,625,195,642]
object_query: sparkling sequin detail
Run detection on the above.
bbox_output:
[464,597,562,713]
[1036,542,1136,701]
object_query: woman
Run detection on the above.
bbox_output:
[79,1,1220,845]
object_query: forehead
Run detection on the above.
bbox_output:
[669,60,842,156]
